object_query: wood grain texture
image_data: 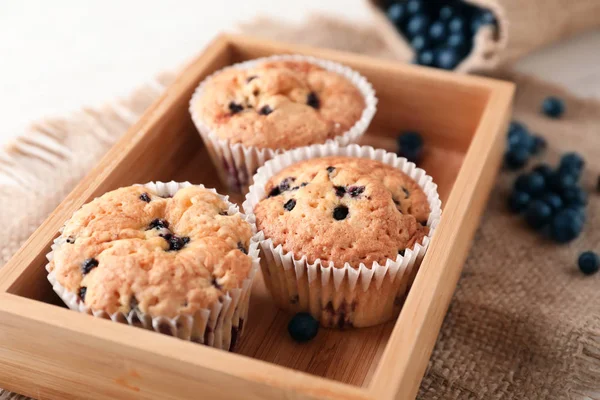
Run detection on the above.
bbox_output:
[0,34,514,399]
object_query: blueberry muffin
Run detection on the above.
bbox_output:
[246,152,439,328]
[47,183,258,350]
[190,56,376,192]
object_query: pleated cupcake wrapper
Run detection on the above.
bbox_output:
[189,54,378,193]
[46,181,260,351]
[243,144,442,328]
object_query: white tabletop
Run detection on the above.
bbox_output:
[1,0,599,147]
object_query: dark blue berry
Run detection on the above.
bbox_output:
[508,191,531,213]
[397,131,424,162]
[504,148,530,170]
[288,312,319,343]
[79,287,87,301]
[406,14,430,37]
[439,5,455,20]
[447,33,466,48]
[550,209,584,243]
[514,172,545,195]
[81,258,99,275]
[541,193,563,212]
[532,163,553,180]
[259,105,273,115]
[229,102,244,115]
[548,172,577,193]
[417,50,434,66]
[428,21,447,41]
[333,205,349,220]
[237,242,248,255]
[406,0,424,14]
[530,135,547,155]
[507,122,530,149]
[326,166,335,173]
[348,186,365,197]
[284,199,296,211]
[578,251,599,275]
[525,200,552,230]
[268,187,281,197]
[307,92,320,109]
[435,47,460,70]
[471,18,485,34]
[541,96,565,118]
[139,192,151,203]
[148,218,169,230]
[479,10,497,25]
[386,3,406,25]
[559,152,584,173]
[334,186,346,197]
[448,16,465,33]
[410,35,429,52]
[561,187,587,207]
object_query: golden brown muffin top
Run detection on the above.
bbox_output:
[48,185,253,318]
[254,157,431,267]
[193,60,365,150]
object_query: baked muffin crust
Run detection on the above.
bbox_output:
[49,186,253,318]
[193,60,365,149]
[254,156,431,267]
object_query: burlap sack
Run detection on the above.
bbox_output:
[367,0,600,72]
[2,17,600,400]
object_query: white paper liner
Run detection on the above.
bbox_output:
[243,144,442,328]
[189,54,378,193]
[46,181,260,351]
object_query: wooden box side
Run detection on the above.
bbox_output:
[368,82,515,400]
[0,33,514,400]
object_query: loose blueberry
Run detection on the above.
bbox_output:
[288,312,319,343]
[447,33,466,49]
[532,163,553,180]
[333,205,349,221]
[406,14,430,37]
[428,21,447,42]
[504,148,530,170]
[439,5,455,20]
[508,191,531,213]
[514,172,546,195]
[397,131,424,163]
[411,35,429,52]
[561,187,587,207]
[524,200,552,230]
[550,209,584,243]
[559,152,584,174]
[307,92,320,109]
[578,251,599,275]
[81,258,99,275]
[417,49,435,66]
[406,0,424,14]
[541,97,565,118]
[435,47,460,70]
[547,172,577,193]
[139,192,151,203]
[448,16,465,33]
[284,199,296,212]
[259,105,273,115]
[479,10,497,25]
[541,193,563,212]
[471,18,485,35]
[529,136,547,155]
[228,102,244,115]
[387,3,406,25]
[507,122,530,149]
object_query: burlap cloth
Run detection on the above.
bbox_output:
[1,16,599,400]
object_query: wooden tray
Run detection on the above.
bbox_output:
[0,34,514,400]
